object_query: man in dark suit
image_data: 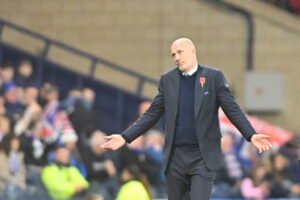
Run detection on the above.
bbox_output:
[101,38,272,200]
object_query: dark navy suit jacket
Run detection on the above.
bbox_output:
[122,65,255,171]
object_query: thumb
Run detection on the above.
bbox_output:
[259,134,270,138]
[104,135,114,139]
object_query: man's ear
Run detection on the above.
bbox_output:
[192,48,196,54]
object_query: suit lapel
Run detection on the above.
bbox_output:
[171,69,180,120]
[194,65,206,118]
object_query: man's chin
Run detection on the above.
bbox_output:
[178,66,185,72]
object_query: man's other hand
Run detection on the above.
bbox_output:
[100,134,126,150]
[251,134,272,153]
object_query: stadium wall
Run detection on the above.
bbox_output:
[0,0,299,132]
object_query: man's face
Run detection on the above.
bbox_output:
[170,40,197,73]
[55,148,70,165]
[19,63,32,78]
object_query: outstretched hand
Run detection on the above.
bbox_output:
[100,134,126,150]
[251,134,272,153]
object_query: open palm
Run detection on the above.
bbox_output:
[100,134,126,150]
[251,134,272,153]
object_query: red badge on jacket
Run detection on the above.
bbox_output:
[199,77,206,87]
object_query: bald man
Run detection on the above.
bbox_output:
[102,38,271,200]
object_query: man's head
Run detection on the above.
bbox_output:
[18,60,33,78]
[55,147,70,165]
[24,87,39,104]
[170,38,198,73]
[44,86,59,102]
[138,101,151,116]
[90,130,107,154]
[82,88,95,105]
[29,122,42,138]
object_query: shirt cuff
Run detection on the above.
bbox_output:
[248,133,257,142]
[121,134,130,143]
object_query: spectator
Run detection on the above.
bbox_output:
[41,85,76,144]
[62,132,87,177]
[47,131,87,178]
[0,116,10,144]
[240,163,271,199]
[85,194,104,200]
[221,134,244,180]
[144,129,166,198]
[19,122,48,175]
[261,0,300,15]
[41,147,89,200]
[0,94,7,116]
[82,130,117,200]
[212,134,243,198]
[116,164,151,200]
[60,88,82,113]
[4,83,25,125]
[266,152,300,198]
[115,133,165,198]
[115,136,146,175]
[19,122,49,199]
[279,138,300,183]
[0,134,27,200]
[14,86,42,136]
[289,0,300,15]
[138,101,151,116]
[0,65,15,91]
[68,88,98,139]
[38,82,54,107]
[134,100,163,131]
[14,59,36,88]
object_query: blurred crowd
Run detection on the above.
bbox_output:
[0,59,166,200]
[261,0,300,15]
[211,131,300,199]
[0,59,300,200]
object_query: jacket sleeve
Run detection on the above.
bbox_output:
[122,76,165,143]
[216,70,255,141]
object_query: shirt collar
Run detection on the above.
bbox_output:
[182,65,198,76]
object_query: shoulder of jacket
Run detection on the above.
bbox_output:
[161,67,178,78]
[200,65,222,74]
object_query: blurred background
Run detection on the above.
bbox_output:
[0,0,299,199]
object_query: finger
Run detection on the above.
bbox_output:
[262,141,272,149]
[260,134,271,138]
[266,141,272,147]
[263,146,268,151]
[262,145,270,152]
[100,142,110,148]
[104,136,114,139]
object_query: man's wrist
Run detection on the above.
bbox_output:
[121,134,130,143]
[249,133,258,142]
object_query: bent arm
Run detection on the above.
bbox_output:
[101,76,165,151]
[216,70,255,141]
[122,76,165,143]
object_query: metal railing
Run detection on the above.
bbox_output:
[0,19,158,96]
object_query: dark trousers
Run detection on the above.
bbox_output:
[165,145,216,200]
